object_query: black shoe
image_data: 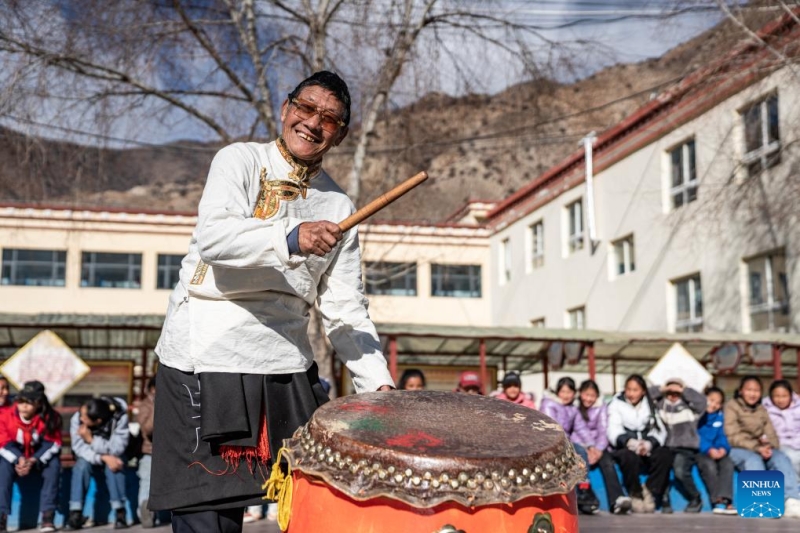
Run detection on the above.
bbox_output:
[577,483,600,515]
[0,512,8,533]
[685,497,703,513]
[40,510,57,532]
[659,493,673,514]
[114,508,129,529]
[65,510,84,530]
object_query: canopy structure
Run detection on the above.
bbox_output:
[0,314,797,396]
[377,323,800,393]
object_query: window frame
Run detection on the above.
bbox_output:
[80,252,142,289]
[741,93,780,177]
[430,264,482,298]
[156,254,184,290]
[529,220,545,269]
[363,261,418,297]
[669,139,698,209]
[567,200,584,254]
[673,274,703,333]
[746,251,789,332]
[1,248,67,287]
[612,235,636,277]
[567,306,585,329]
[530,317,546,328]
[500,238,511,285]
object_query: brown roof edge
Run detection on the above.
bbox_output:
[484,8,800,223]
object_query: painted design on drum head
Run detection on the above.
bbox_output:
[386,431,444,451]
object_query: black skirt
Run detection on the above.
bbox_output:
[149,363,329,512]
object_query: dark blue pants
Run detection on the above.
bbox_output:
[0,457,61,515]
[172,508,244,533]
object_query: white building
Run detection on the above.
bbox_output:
[485,13,800,337]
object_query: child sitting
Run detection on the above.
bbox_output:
[724,375,800,518]
[541,377,599,515]
[650,378,706,513]
[697,386,736,515]
[0,381,62,532]
[607,374,670,514]
[763,379,800,479]
[571,379,631,514]
[68,396,131,530]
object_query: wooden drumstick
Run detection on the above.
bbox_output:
[338,171,428,232]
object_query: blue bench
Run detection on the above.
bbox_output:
[588,463,735,512]
[6,466,139,530]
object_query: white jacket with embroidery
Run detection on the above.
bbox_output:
[155,141,393,393]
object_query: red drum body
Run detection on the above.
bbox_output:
[282,391,583,533]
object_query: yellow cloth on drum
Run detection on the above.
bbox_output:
[263,448,293,531]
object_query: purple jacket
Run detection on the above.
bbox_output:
[571,403,609,451]
[540,393,577,436]
[763,392,800,450]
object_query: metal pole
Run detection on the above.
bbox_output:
[389,336,398,383]
[543,350,549,391]
[479,338,488,395]
[587,343,596,381]
[581,132,598,243]
[773,345,783,381]
[611,357,618,394]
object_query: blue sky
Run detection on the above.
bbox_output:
[0,0,726,147]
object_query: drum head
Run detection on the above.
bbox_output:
[285,391,585,508]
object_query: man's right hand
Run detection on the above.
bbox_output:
[298,222,343,257]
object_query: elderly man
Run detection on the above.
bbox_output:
[150,71,394,533]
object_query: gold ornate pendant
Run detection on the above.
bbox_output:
[253,167,305,220]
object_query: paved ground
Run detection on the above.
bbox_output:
[72,513,799,532]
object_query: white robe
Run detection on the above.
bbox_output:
[155,140,393,393]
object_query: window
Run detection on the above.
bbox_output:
[567,307,585,329]
[81,252,142,288]
[674,274,703,332]
[431,264,481,298]
[157,254,184,290]
[567,200,584,253]
[363,262,417,296]
[530,318,546,328]
[669,140,697,208]
[612,236,635,277]
[742,94,780,177]
[530,221,544,269]
[1,249,66,287]
[747,251,789,332]
[500,238,511,284]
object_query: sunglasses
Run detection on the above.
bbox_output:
[289,98,345,133]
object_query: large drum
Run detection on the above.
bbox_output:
[276,391,584,533]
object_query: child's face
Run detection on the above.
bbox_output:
[580,388,598,409]
[771,387,792,410]
[403,376,424,391]
[0,380,9,406]
[16,399,38,420]
[740,380,762,406]
[706,391,723,413]
[557,386,575,405]
[79,405,96,427]
[624,380,645,405]
[504,384,521,400]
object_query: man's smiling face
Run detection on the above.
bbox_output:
[280,85,348,163]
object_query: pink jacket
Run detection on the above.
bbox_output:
[494,391,536,410]
[763,392,800,450]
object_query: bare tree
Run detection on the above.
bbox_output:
[0,0,568,201]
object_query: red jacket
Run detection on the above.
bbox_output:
[0,406,62,465]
